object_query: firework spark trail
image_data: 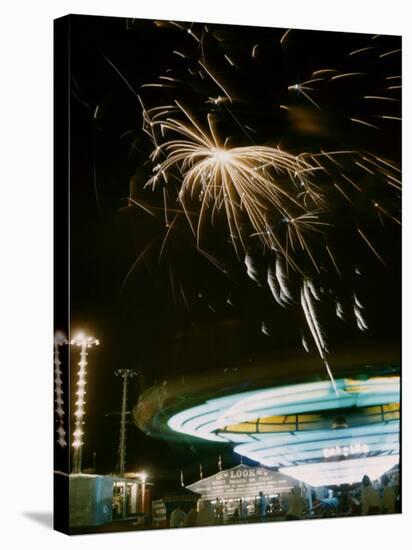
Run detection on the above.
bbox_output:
[301,280,338,395]
[349,46,375,56]
[280,29,292,45]
[353,294,368,331]
[121,241,154,291]
[350,118,379,129]
[357,228,385,264]
[245,252,260,285]
[288,83,321,109]
[336,300,344,320]
[275,255,293,302]
[261,321,271,336]
[267,263,287,307]
[198,61,233,102]
[301,333,310,353]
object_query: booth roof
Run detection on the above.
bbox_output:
[186,464,299,500]
[162,486,200,503]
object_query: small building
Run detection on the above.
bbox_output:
[69,474,113,528]
[186,464,301,519]
[67,472,150,528]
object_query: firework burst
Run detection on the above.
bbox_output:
[119,23,401,393]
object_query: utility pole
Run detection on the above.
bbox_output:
[115,369,138,477]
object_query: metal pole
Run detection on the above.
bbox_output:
[115,369,138,477]
[119,374,128,476]
[142,479,146,513]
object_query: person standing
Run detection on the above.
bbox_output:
[240,498,248,522]
[170,505,186,528]
[184,505,198,527]
[197,498,215,526]
[361,475,382,515]
[381,474,397,514]
[258,492,267,521]
[215,498,224,524]
[286,487,306,520]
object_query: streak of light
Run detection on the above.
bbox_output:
[198,61,233,102]
[325,244,341,275]
[340,172,361,191]
[350,118,379,129]
[301,281,338,395]
[261,321,271,336]
[224,54,235,66]
[302,333,310,352]
[334,182,353,203]
[336,301,344,320]
[312,68,336,76]
[355,161,374,175]
[280,29,292,45]
[187,28,200,42]
[159,214,180,261]
[363,95,399,102]
[104,56,139,98]
[121,241,154,291]
[349,47,374,56]
[357,228,385,264]
[379,49,401,58]
[141,83,175,88]
[331,72,365,80]
[372,201,401,225]
[128,197,156,216]
[173,50,186,58]
[163,186,170,227]
[267,263,286,308]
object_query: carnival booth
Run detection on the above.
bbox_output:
[152,487,200,528]
[186,464,302,522]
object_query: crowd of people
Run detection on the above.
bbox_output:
[167,473,399,528]
[304,474,399,518]
[360,474,398,515]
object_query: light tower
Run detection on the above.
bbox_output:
[54,331,68,448]
[70,332,99,474]
[115,369,138,476]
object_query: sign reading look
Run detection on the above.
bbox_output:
[187,464,298,500]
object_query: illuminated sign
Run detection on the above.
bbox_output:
[323,443,369,459]
[187,465,298,499]
[232,422,399,467]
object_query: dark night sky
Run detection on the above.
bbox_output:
[58,15,401,491]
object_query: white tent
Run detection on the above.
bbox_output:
[186,464,299,500]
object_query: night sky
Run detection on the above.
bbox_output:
[56,15,401,493]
